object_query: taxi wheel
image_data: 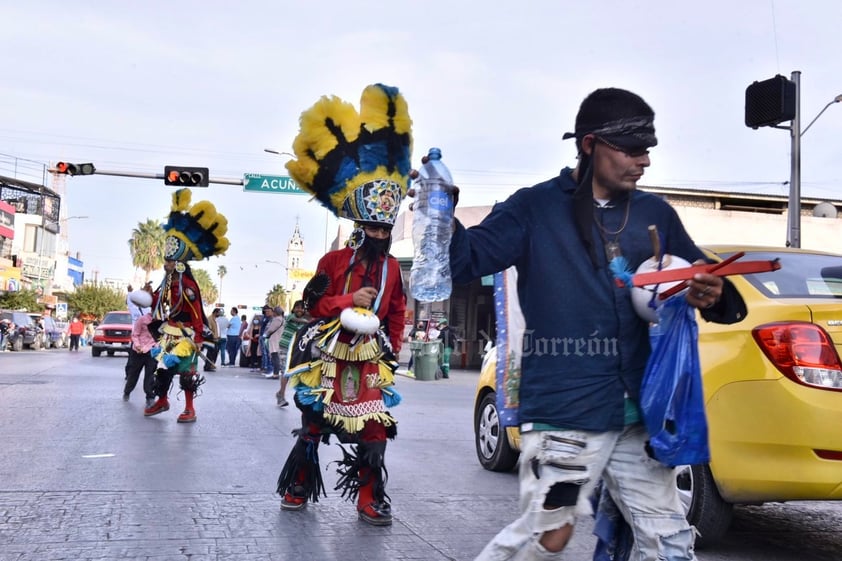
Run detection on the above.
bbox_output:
[676,463,733,548]
[475,392,519,472]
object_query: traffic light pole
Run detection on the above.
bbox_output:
[48,167,244,186]
[787,71,802,248]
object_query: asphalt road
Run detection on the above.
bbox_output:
[0,348,840,560]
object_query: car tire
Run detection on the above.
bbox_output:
[676,464,733,548]
[107,350,114,357]
[475,391,519,472]
[12,337,23,352]
[92,347,102,357]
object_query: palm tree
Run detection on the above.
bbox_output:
[128,219,166,283]
[191,267,218,305]
[217,265,227,302]
[266,284,288,312]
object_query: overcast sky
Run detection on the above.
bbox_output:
[2,1,841,308]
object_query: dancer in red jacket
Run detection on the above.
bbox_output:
[276,83,411,526]
[144,188,229,423]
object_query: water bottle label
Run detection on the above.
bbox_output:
[428,191,452,212]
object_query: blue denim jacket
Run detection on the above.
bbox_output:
[450,168,706,431]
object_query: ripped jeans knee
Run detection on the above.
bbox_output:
[474,429,620,561]
[521,430,613,532]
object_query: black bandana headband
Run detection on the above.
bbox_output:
[563,115,657,151]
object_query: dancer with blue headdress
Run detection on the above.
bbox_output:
[144,188,229,423]
[275,83,411,526]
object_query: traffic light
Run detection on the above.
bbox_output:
[55,162,96,176]
[164,166,209,187]
[745,75,796,129]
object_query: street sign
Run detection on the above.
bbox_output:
[243,174,308,195]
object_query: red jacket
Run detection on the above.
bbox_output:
[311,246,406,354]
[151,270,205,343]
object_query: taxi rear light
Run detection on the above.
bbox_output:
[752,322,842,391]
[814,449,842,461]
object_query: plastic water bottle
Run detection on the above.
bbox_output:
[410,147,454,302]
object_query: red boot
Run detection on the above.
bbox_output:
[281,468,308,511]
[357,468,392,526]
[144,397,169,417]
[177,392,196,423]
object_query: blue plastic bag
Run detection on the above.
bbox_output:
[640,295,711,467]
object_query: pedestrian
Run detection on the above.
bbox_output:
[449,87,747,560]
[224,307,241,366]
[273,300,309,407]
[215,307,229,366]
[237,313,249,366]
[258,306,273,374]
[262,306,285,379]
[83,322,94,347]
[203,308,220,372]
[247,315,263,369]
[144,188,229,423]
[0,316,11,351]
[435,318,455,379]
[68,317,84,351]
[276,83,410,526]
[123,288,158,408]
[406,320,427,377]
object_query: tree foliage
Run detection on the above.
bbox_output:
[128,218,166,283]
[266,284,288,312]
[217,265,227,301]
[191,267,218,305]
[0,289,43,312]
[65,284,126,320]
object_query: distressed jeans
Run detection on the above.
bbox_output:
[475,423,696,561]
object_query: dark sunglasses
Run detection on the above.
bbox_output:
[594,136,650,158]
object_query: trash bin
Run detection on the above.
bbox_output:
[410,341,441,381]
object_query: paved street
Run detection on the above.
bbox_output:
[1,349,841,560]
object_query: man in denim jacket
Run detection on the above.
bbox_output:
[451,88,746,561]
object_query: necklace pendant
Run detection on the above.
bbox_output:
[605,241,623,261]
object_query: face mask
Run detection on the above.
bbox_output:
[362,236,390,258]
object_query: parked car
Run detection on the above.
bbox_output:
[28,314,65,349]
[473,246,842,548]
[0,310,39,351]
[91,311,133,357]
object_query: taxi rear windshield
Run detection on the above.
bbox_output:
[719,251,842,298]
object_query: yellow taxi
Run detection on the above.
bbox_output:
[473,246,842,547]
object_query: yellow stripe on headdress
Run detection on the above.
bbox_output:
[360,84,412,135]
[286,95,361,196]
[172,188,192,212]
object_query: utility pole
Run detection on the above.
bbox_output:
[787,71,802,248]
[745,72,842,248]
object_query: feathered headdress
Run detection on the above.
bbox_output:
[162,188,230,261]
[285,83,412,227]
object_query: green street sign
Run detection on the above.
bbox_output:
[243,173,308,195]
